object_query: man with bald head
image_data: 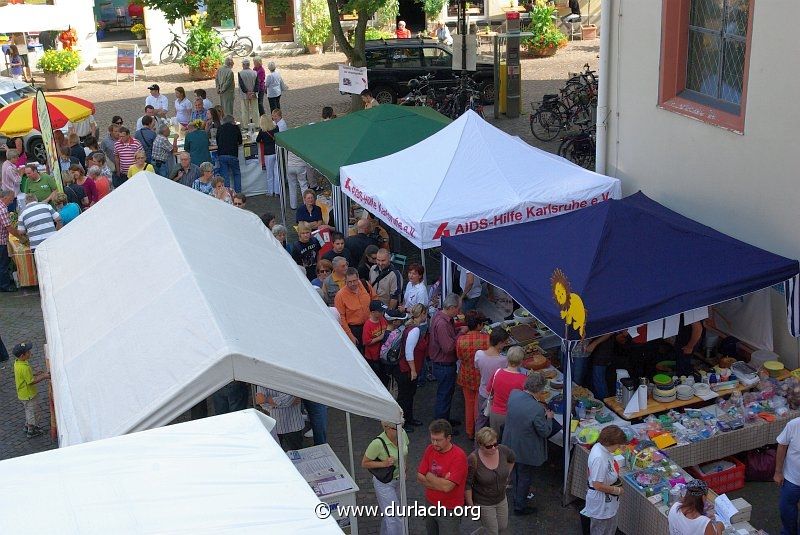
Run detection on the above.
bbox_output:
[369,248,402,309]
[345,218,378,268]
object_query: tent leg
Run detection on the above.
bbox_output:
[277,147,288,229]
[397,423,409,534]
[420,248,426,273]
[345,412,356,478]
[562,335,573,507]
[441,256,453,300]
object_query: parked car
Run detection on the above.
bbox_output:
[364,38,495,105]
[0,76,47,164]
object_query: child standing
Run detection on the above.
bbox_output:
[13,341,50,438]
[362,300,388,382]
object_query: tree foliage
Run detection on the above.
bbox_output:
[132,0,260,25]
[326,0,392,67]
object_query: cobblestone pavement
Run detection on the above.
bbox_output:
[0,40,782,534]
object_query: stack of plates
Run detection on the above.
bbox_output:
[693,383,712,397]
[676,384,694,400]
[653,385,677,403]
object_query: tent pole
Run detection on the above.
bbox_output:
[397,423,409,534]
[345,412,356,478]
[420,248,426,273]
[277,147,288,229]
[562,331,572,507]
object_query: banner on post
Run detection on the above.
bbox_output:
[338,65,368,95]
[35,89,61,190]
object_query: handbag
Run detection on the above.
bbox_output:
[367,437,395,484]
[745,446,777,481]
[484,369,501,417]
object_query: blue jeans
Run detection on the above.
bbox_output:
[431,362,457,421]
[302,399,328,445]
[780,479,800,535]
[513,463,536,511]
[217,154,241,192]
[213,381,249,415]
[571,356,589,387]
[592,365,608,399]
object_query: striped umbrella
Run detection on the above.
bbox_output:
[0,94,95,137]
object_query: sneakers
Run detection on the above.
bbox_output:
[25,426,43,439]
[304,429,314,438]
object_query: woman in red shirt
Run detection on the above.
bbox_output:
[487,346,528,440]
[456,311,489,440]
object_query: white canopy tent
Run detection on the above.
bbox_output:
[35,173,402,448]
[0,409,341,534]
[339,110,622,250]
[0,4,70,33]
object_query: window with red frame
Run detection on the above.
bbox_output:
[659,0,753,133]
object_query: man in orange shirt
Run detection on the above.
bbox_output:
[335,267,377,353]
[396,20,412,38]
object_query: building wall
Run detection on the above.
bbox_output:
[602,0,800,365]
[54,0,98,70]
[144,0,264,65]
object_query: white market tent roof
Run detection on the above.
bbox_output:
[0,410,341,534]
[36,173,402,447]
[339,110,622,249]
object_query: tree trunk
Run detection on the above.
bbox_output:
[327,0,374,111]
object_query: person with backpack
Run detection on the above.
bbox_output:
[394,304,429,433]
[369,249,403,309]
[379,309,409,387]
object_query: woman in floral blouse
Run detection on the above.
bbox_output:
[456,310,490,440]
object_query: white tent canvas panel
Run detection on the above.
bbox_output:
[36,173,401,447]
[0,4,71,33]
[0,410,341,534]
[339,111,622,248]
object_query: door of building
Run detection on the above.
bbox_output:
[258,0,295,42]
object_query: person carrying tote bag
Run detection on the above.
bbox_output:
[362,421,409,535]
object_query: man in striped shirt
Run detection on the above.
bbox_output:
[113,127,143,185]
[17,194,61,251]
[255,386,305,451]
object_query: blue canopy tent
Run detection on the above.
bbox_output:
[441,191,800,502]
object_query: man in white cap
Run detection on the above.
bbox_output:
[145,84,169,119]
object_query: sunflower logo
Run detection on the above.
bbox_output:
[551,268,587,339]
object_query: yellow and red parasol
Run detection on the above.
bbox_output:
[0,94,95,137]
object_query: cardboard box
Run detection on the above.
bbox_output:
[730,498,751,524]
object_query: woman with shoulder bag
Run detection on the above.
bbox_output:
[361,421,409,535]
[394,303,429,433]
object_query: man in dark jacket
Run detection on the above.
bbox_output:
[502,373,555,515]
[216,115,243,192]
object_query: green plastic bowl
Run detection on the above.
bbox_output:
[653,373,673,386]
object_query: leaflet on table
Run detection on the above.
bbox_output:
[714,494,737,527]
[311,474,354,497]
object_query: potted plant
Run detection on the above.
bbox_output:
[180,13,224,80]
[96,20,106,41]
[521,0,567,57]
[37,49,80,90]
[296,0,331,54]
[131,23,146,40]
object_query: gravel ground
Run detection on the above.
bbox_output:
[70,39,601,146]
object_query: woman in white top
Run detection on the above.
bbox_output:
[474,328,510,431]
[173,86,193,127]
[265,61,284,112]
[402,262,428,310]
[668,480,724,535]
[581,425,627,535]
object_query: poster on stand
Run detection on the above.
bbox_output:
[338,65,367,95]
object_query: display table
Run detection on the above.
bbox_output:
[7,235,37,287]
[604,383,752,420]
[568,443,760,534]
[288,444,360,534]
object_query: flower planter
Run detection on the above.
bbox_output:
[581,24,598,40]
[527,45,558,58]
[306,44,323,54]
[97,29,105,40]
[134,32,145,40]
[44,71,78,90]
[189,66,218,81]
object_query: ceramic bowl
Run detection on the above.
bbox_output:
[676,385,693,399]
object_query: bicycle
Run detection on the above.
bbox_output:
[557,119,596,170]
[214,26,254,58]
[160,29,186,65]
[529,93,591,142]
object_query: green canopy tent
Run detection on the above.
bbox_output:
[274,104,450,232]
